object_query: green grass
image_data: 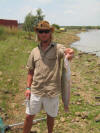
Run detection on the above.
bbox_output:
[0,29,37,112]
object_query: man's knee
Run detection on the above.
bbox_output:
[25,114,35,121]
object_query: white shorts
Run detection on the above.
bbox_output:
[25,93,59,117]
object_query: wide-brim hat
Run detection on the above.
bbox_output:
[34,20,54,32]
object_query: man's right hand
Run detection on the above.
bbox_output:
[25,89,31,100]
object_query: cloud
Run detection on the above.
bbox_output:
[0,0,6,2]
[24,0,52,4]
[7,9,12,13]
[37,0,52,3]
[57,0,100,25]
[17,5,45,22]
[64,10,74,14]
[17,6,37,22]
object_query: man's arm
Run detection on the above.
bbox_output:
[25,69,34,100]
[56,44,74,60]
[27,69,34,87]
[25,49,35,99]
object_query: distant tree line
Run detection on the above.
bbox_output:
[52,24,60,30]
[61,26,100,30]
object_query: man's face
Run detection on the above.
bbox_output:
[37,29,51,43]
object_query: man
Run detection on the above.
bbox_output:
[23,21,74,133]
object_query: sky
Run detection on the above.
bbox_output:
[0,0,100,26]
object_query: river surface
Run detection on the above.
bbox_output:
[71,30,100,57]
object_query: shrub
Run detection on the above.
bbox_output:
[0,26,5,36]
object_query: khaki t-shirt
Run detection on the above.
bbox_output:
[26,42,66,97]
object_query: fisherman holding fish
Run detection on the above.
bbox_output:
[23,21,74,133]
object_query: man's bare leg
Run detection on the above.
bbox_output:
[47,114,55,133]
[23,114,35,133]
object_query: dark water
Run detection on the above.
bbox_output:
[71,30,100,57]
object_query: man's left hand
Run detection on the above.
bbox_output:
[64,48,74,60]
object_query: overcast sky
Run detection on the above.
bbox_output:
[0,0,100,26]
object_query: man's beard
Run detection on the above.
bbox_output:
[41,39,50,43]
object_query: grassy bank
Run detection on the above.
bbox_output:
[0,28,100,133]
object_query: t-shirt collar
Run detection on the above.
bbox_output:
[38,42,55,50]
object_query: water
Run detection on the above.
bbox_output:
[71,30,100,57]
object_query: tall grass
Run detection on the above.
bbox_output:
[0,26,17,40]
[0,27,37,112]
[0,26,28,41]
[0,26,18,34]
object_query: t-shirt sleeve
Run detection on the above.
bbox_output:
[57,44,66,58]
[26,49,35,71]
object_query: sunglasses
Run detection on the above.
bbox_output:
[38,30,50,34]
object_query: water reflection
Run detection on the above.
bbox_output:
[71,30,100,57]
